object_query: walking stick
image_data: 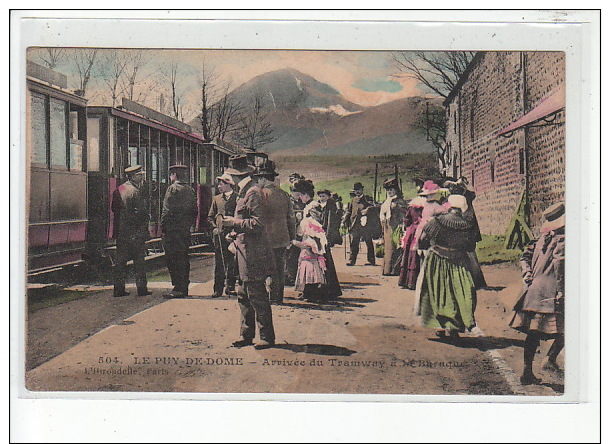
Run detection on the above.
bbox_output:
[215,214,229,290]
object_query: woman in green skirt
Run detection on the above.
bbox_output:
[417,194,478,340]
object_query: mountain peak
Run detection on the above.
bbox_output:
[230,68,356,112]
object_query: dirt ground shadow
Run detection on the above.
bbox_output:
[274,343,357,356]
[428,335,525,351]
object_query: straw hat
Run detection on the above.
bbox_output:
[540,202,565,232]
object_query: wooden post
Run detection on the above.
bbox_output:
[374,163,379,202]
[394,163,401,195]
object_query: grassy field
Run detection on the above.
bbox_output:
[476,234,523,265]
[276,153,438,203]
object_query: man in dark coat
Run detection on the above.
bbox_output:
[223,155,276,349]
[208,172,238,298]
[111,165,151,297]
[161,165,198,299]
[317,189,343,247]
[253,160,296,305]
[285,175,306,286]
[342,182,377,266]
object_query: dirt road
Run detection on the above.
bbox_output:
[25,249,564,396]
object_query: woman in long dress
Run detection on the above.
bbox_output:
[412,180,450,314]
[417,195,478,340]
[398,197,425,289]
[292,180,342,301]
[380,178,407,276]
[509,202,565,385]
[444,178,487,289]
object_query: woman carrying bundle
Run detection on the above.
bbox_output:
[417,195,478,340]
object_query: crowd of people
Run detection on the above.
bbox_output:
[110,157,565,382]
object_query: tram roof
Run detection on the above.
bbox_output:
[88,105,205,145]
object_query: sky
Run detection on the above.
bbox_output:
[27,48,424,120]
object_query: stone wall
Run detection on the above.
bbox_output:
[445,51,565,236]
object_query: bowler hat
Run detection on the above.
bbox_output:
[252,159,279,177]
[125,165,143,175]
[225,155,255,175]
[353,182,364,191]
[317,189,331,196]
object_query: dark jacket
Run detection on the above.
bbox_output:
[161,180,198,234]
[111,180,149,241]
[343,194,376,232]
[321,198,343,246]
[231,178,275,282]
[260,184,296,249]
[420,209,477,266]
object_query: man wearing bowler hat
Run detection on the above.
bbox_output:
[111,165,151,297]
[208,172,238,298]
[223,155,276,349]
[161,165,198,298]
[253,159,296,305]
[342,182,377,266]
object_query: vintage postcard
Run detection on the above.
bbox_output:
[12,12,598,414]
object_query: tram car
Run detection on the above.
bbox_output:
[84,99,244,266]
[26,62,268,273]
[26,61,89,272]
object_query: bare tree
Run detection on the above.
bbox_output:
[393,51,476,99]
[198,60,217,142]
[164,62,185,120]
[393,51,475,177]
[99,50,128,108]
[415,101,448,172]
[211,79,244,141]
[37,48,66,70]
[121,50,153,103]
[73,49,98,97]
[235,91,275,151]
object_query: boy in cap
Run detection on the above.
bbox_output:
[161,165,198,298]
[208,172,238,298]
[111,165,151,297]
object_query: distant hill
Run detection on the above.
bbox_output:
[188,68,438,157]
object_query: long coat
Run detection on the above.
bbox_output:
[380,196,407,275]
[516,230,565,313]
[320,198,343,246]
[161,181,198,235]
[231,178,275,282]
[260,184,296,249]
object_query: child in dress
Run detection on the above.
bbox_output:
[292,212,329,301]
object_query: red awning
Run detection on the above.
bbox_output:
[497,86,565,136]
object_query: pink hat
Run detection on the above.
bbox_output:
[418,180,441,196]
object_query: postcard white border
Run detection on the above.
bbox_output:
[9,9,601,443]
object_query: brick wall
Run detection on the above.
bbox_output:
[445,51,565,236]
